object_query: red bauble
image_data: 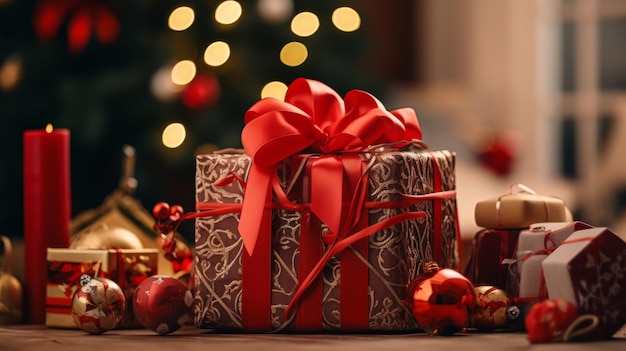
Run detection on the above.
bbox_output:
[525,298,599,343]
[476,133,516,177]
[71,276,125,334]
[133,275,193,335]
[181,74,221,110]
[409,262,476,335]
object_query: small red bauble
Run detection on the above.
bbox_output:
[133,275,193,335]
[152,202,171,220]
[525,298,599,343]
[71,276,125,334]
[409,262,476,335]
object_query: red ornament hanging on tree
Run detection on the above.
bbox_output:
[408,261,476,335]
[33,0,120,54]
[181,73,221,110]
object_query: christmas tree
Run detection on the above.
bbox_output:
[0,0,386,242]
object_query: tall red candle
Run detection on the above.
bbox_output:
[23,124,71,324]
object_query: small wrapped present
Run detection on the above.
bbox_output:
[463,228,520,289]
[542,227,626,340]
[46,248,158,329]
[191,78,461,332]
[510,221,592,300]
[474,184,572,229]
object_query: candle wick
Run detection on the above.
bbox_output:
[45,123,53,133]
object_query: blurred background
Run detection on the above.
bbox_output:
[3,0,626,265]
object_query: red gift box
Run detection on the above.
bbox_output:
[191,78,461,332]
[46,248,158,329]
[463,228,520,289]
[542,227,626,339]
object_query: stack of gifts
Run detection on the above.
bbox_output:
[190,78,462,332]
[464,184,572,291]
[464,183,626,340]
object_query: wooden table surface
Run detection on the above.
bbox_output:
[1,325,624,351]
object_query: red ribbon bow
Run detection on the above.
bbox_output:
[239,78,423,255]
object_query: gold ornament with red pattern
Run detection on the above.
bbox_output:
[471,285,520,331]
[408,261,476,335]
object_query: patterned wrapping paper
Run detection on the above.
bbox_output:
[192,149,460,332]
[46,248,158,329]
[542,227,626,340]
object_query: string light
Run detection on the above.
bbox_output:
[0,54,22,92]
[215,1,242,25]
[290,12,319,37]
[257,0,293,23]
[332,7,360,32]
[204,41,231,67]
[168,6,195,31]
[261,81,288,100]
[151,66,184,102]
[280,42,307,67]
[171,60,196,85]
[162,123,187,148]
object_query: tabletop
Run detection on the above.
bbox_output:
[0,325,625,351]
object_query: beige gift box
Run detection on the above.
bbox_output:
[474,184,572,229]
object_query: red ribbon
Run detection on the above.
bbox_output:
[47,260,104,298]
[238,78,424,331]
[240,78,422,256]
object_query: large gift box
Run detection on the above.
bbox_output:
[542,227,626,340]
[192,78,461,332]
[474,184,572,229]
[46,248,158,329]
[463,228,519,289]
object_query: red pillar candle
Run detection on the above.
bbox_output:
[23,124,71,324]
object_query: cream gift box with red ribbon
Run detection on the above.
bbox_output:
[541,227,626,340]
[474,184,572,229]
[190,78,461,332]
[509,221,593,300]
[46,248,158,329]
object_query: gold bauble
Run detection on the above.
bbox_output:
[471,285,514,331]
[70,225,143,250]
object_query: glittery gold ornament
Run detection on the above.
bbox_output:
[471,285,518,331]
